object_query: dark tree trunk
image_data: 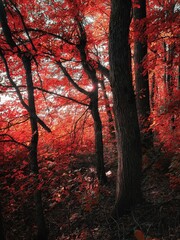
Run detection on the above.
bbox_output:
[23,57,48,240]
[75,23,107,184]
[0,2,48,238]
[109,0,142,217]
[178,65,180,90]
[133,0,153,148]
[90,86,107,184]
[0,205,5,240]
[166,43,175,95]
[100,80,116,141]
[150,73,155,110]
[57,60,107,184]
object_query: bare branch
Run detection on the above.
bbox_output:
[8,0,36,52]
[0,115,29,131]
[34,86,89,107]
[56,60,90,96]
[0,0,16,50]
[0,133,29,149]
[0,51,51,132]
[97,62,110,79]
[27,28,75,45]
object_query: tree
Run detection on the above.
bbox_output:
[100,78,116,141]
[0,204,5,240]
[109,0,142,216]
[133,0,153,148]
[147,0,179,153]
[0,1,48,239]
[25,1,108,184]
[57,57,107,184]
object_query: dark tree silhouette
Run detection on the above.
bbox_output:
[109,0,142,217]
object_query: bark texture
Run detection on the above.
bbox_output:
[23,57,48,240]
[133,0,153,148]
[90,88,107,184]
[0,205,5,240]
[109,0,142,217]
[0,2,48,237]
[134,0,150,118]
[100,80,116,141]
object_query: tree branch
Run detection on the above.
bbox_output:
[76,21,98,84]
[8,0,36,52]
[27,28,75,45]
[0,133,29,149]
[56,60,90,96]
[34,86,89,107]
[97,62,110,79]
[0,50,51,132]
[0,0,16,50]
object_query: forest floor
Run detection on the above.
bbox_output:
[2,147,180,240]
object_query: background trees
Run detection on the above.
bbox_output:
[133,0,153,148]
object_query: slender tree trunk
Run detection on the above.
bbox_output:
[100,80,116,140]
[133,0,153,148]
[57,59,107,184]
[109,0,142,217]
[150,73,155,110]
[90,86,107,184]
[76,23,107,184]
[166,43,174,95]
[0,2,48,238]
[0,204,5,240]
[178,65,180,90]
[23,56,48,240]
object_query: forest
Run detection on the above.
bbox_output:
[0,0,179,239]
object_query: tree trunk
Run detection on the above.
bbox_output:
[150,73,155,110]
[23,56,48,240]
[133,0,153,148]
[90,86,107,184]
[100,80,116,140]
[0,2,48,238]
[109,0,142,217]
[166,43,174,95]
[76,23,107,184]
[57,59,107,184]
[178,65,180,90]
[0,204,5,240]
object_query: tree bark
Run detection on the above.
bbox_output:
[0,204,5,240]
[61,20,107,184]
[23,56,48,240]
[109,0,142,217]
[90,86,107,184]
[100,80,116,141]
[133,0,153,148]
[0,1,48,238]
[58,60,107,184]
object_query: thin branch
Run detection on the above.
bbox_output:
[56,60,90,96]
[0,133,29,149]
[27,28,75,45]
[0,50,51,132]
[0,49,29,109]
[76,21,98,83]
[97,62,110,79]
[8,0,36,52]
[0,115,29,131]
[0,0,16,50]
[34,86,89,107]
